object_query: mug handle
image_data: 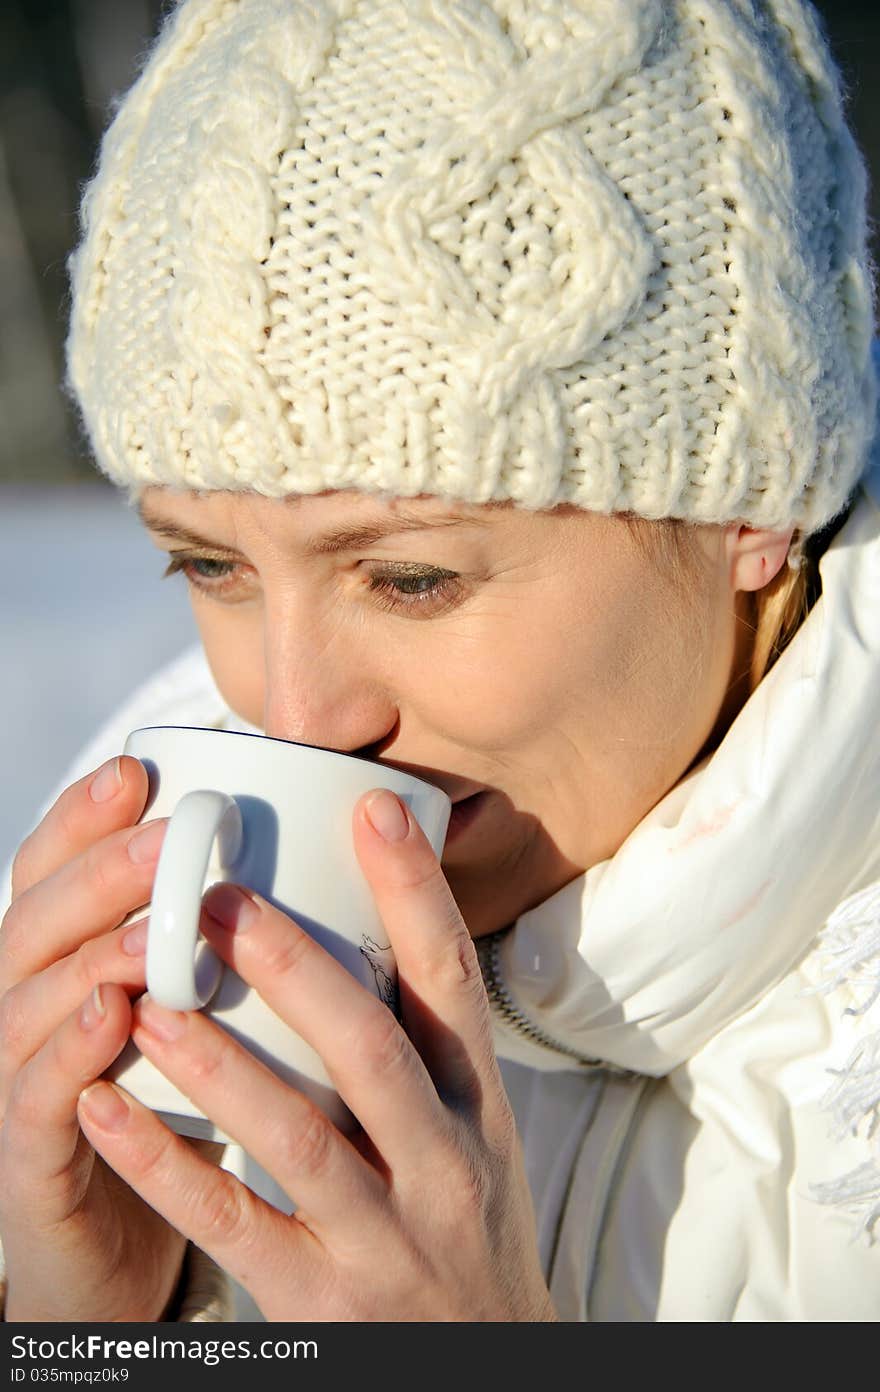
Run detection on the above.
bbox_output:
[146,790,244,1011]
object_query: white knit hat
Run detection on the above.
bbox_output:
[67,0,877,534]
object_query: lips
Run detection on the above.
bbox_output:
[443,780,489,805]
[445,789,492,841]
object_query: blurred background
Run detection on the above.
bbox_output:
[1,0,879,867]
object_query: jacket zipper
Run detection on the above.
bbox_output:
[475,929,634,1076]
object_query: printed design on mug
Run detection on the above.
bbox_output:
[360,934,398,1012]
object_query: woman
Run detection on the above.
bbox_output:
[1,0,878,1321]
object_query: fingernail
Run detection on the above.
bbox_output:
[127,819,165,864]
[202,882,257,932]
[90,758,123,804]
[136,995,187,1042]
[364,790,410,843]
[122,919,148,956]
[80,985,106,1031]
[79,1082,129,1132]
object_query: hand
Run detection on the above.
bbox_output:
[0,757,193,1322]
[77,788,557,1322]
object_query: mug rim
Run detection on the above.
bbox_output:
[126,724,450,803]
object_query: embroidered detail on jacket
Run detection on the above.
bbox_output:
[809,879,880,1240]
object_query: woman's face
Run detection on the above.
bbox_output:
[139,486,750,937]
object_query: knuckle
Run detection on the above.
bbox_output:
[10,838,37,900]
[82,840,120,901]
[258,924,314,982]
[72,940,102,998]
[431,1146,487,1224]
[11,791,78,898]
[187,1036,226,1086]
[0,896,27,975]
[129,1126,177,1188]
[454,930,484,991]
[0,988,26,1060]
[52,795,85,855]
[6,1070,45,1133]
[48,1024,73,1084]
[431,922,484,998]
[277,1106,335,1180]
[358,1005,411,1078]
[398,854,450,897]
[191,1173,251,1247]
[49,1008,112,1094]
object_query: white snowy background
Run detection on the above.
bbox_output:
[0,484,199,871]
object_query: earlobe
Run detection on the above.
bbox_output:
[727,523,797,593]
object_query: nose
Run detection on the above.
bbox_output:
[261,614,399,757]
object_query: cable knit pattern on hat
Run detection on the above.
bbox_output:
[67,0,877,533]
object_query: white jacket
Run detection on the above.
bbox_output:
[2,459,879,1321]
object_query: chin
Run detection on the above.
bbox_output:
[441,813,584,940]
[442,844,536,939]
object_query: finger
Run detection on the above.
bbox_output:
[76,1082,319,1306]
[0,919,148,1102]
[352,790,506,1125]
[129,993,388,1240]
[10,756,149,899]
[200,884,453,1170]
[0,818,167,992]
[0,984,133,1227]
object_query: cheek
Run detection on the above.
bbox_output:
[455,577,723,775]
[591,582,728,763]
[390,619,560,752]
[409,604,613,755]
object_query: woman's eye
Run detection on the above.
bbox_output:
[162,553,463,616]
[184,558,234,580]
[366,566,462,615]
[162,554,245,596]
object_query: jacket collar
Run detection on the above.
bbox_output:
[487,457,880,1074]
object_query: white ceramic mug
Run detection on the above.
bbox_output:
[108,726,451,1142]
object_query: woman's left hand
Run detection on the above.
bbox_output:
[77,789,558,1322]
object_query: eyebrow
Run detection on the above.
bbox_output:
[135,501,489,555]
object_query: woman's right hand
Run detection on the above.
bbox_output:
[0,755,187,1321]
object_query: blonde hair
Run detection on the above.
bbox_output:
[747,547,812,690]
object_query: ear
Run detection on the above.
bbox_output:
[725,524,797,593]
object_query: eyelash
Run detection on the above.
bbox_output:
[161,554,463,616]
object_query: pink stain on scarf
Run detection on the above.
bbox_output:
[672,802,741,851]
